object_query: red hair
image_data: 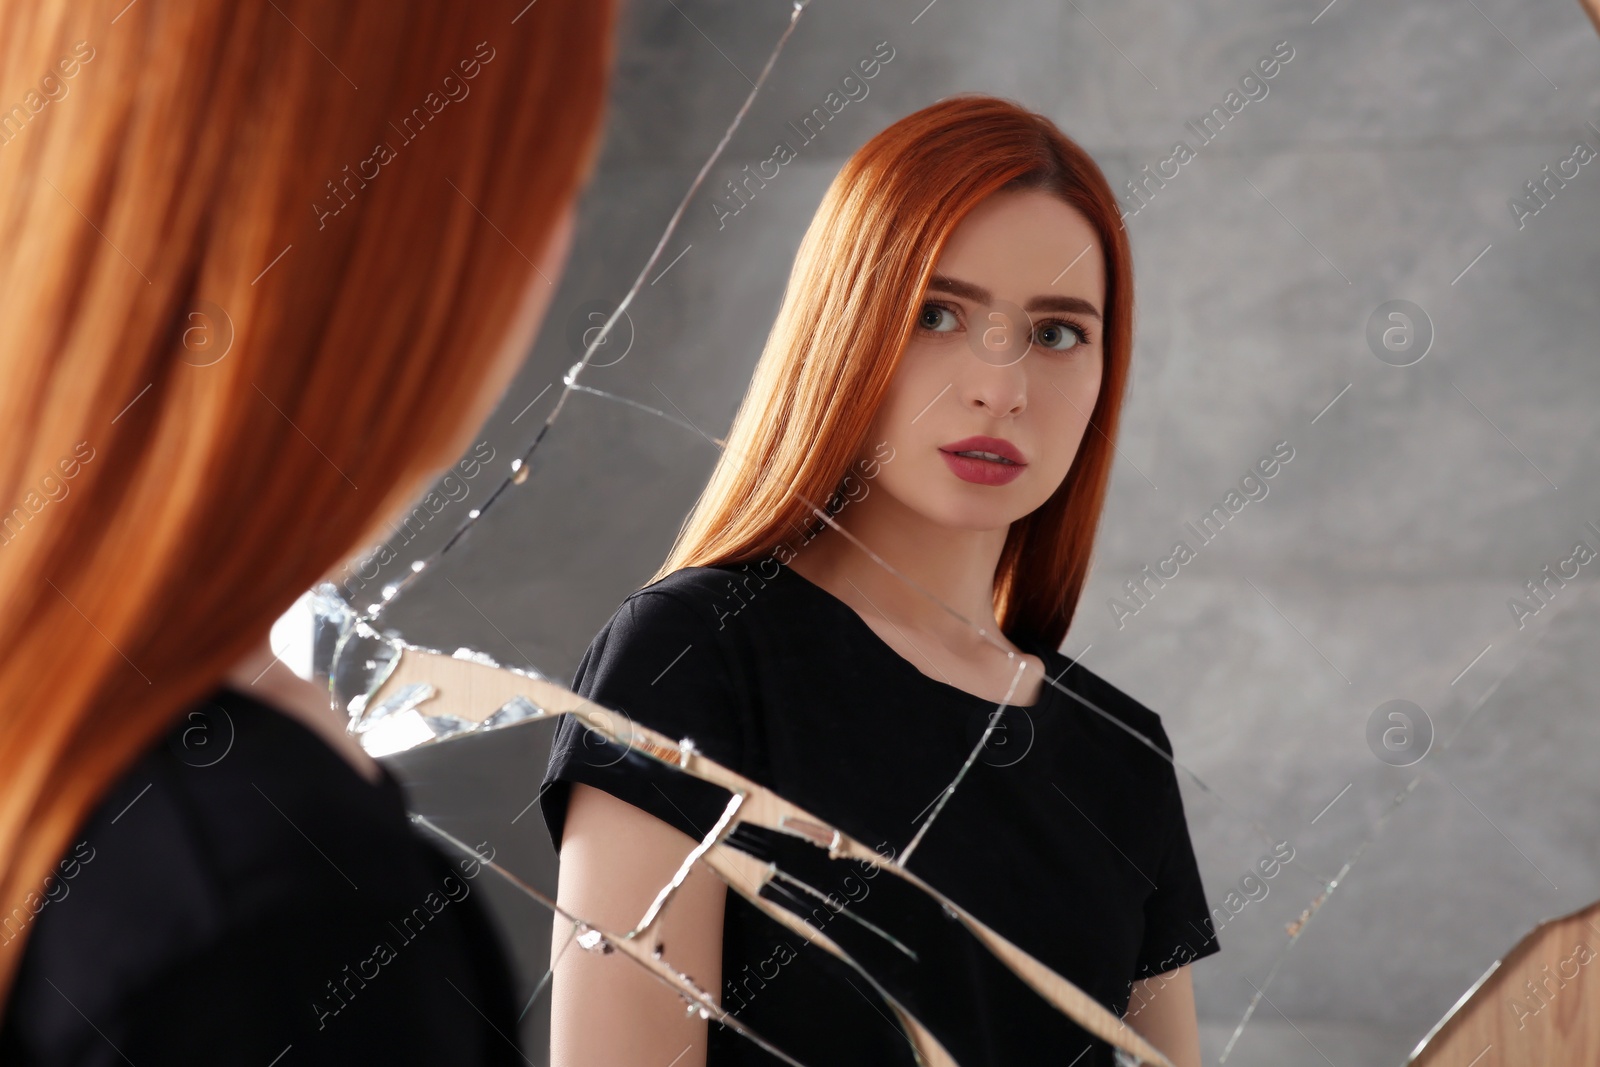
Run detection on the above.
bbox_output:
[0,0,614,1007]
[654,95,1135,648]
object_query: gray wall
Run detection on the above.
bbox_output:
[380,1,1600,1063]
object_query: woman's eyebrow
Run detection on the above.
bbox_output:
[927,273,1102,321]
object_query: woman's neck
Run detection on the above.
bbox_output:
[786,491,1011,646]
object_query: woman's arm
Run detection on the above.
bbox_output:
[549,783,728,1067]
[1123,964,1202,1067]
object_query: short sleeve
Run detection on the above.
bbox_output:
[539,589,748,854]
[1132,725,1221,980]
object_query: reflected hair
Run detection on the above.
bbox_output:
[0,0,614,1006]
[654,95,1134,649]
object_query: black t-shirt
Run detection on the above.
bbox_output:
[0,686,525,1066]
[540,561,1220,1065]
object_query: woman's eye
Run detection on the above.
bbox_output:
[1035,321,1086,351]
[918,303,958,332]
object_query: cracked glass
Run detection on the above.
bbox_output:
[275,3,1600,1065]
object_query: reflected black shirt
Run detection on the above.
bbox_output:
[0,687,524,1066]
[540,562,1220,1065]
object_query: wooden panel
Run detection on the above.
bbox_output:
[1407,900,1600,1066]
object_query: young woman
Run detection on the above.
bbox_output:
[0,1,613,1061]
[540,96,1219,1066]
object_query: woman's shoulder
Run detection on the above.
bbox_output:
[631,561,764,610]
[547,566,763,849]
[1037,649,1175,760]
[599,562,783,643]
[4,689,523,1059]
[24,689,425,931]
[573,563,768,697]
[636,563,742,597]
[2,690,446,1036]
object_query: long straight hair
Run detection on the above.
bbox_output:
[0,0,614,1006]
[653,96,1134,649]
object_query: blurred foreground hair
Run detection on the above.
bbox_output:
[0,0,614,1006]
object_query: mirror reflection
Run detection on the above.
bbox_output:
[372,3,1600,1065]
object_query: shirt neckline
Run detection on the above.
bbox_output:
[765,561,1055,710]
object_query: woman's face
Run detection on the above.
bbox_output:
[862,188,1106,532]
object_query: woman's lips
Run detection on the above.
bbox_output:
[939,449,1027,486]
[940,435,1025,464]
[938,435,1026,486]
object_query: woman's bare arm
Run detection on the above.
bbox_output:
[549,783,728,1067]
[1123,964,1202,1067]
